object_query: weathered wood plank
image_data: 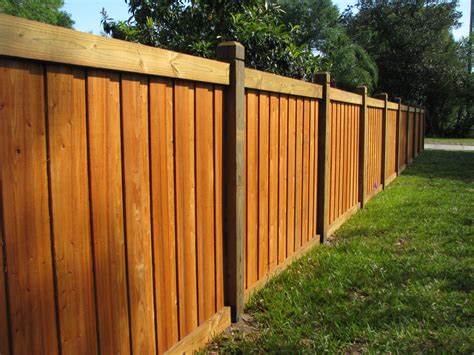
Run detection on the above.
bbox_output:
[278,95,288,263]
[286,97,297,255]
[268,94,279,271]
[294,98,304,250]
[330,88,362,105]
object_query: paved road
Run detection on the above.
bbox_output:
[425,144,474,151]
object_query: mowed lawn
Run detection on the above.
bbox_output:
[210,150,474,353]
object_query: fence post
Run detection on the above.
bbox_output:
[314,72,331,243]
[406,104,411,164]
[216,41,245,322]
[376,93,388,189]
[414,106,419,158]
[356,86,368,208]
[395,98,402,176]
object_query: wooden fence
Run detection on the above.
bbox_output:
[0,14,426,354]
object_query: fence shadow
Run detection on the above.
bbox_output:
[401,150,474,183]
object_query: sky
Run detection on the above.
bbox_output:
[63,0,471,40]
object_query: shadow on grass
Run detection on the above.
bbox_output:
[402,150,474,183]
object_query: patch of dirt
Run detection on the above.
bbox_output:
[208,312,260,351]
[344,338,368,354]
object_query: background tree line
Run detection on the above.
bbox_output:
[1,0,472,137]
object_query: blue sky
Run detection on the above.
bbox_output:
[63,0,471,40]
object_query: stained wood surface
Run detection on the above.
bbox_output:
[245,68,322,98]
[330,88,362,105]
[0,14,229,85]
[367,97,385,108]
[365,107,383,198]
[385,109,398,180]
[408,112,415,162]
[328,102,360,226]
[149,78,179,353]
[399,111,408,168]
[245,90,319,291]
[47,65,98,354]
[87,70,130,354]
[121,74,156,354]
[0,59,59,354]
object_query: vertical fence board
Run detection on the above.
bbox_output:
[246,91,258,288]
[174,81,198,337]
[286,97,296,256]
[87,71,130,354]
[0,59,58,354]
[258,93,269,278]
[121,74,156,354]
[302,99,310,244]
[149,78,179,353]
[47,65,98,354]
[308,100,316,239]
[329,103,336,224]
[294,98,304,250]
[278,95,288,263]
[268,94,279,271]
[214,86,224,310]
[195,84,216,323]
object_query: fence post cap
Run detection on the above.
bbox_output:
[313,72,330,85]
[216,41,245,61]
[355,85,367,95]
[375,93,388,100]
[394,97,402,104]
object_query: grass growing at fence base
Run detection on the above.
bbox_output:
[209,150,474,353]
[425,137,474,146]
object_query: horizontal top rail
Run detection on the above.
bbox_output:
[387,101,398,110]
[245,68,323,98]
[409,106,416,112]
[330,87,362,105]
[0,13,230,85]
[401,104,409,111]
[366,96,385,108]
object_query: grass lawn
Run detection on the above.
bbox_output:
[425,137,474,146]
[209,150,474,353]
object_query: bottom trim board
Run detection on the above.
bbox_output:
[244,234,321,303]
[365,185,383,204]
[164,307,231,354]
[384,173,397,187]
[327,203,360,237]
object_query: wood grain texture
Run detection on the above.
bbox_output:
[330,88,362,105]
[214,86,224,311]
[286,97,297,256]
[294,98,304,250]
[47,64,98,354]
[195,84,216,324]
[278,95,288,263]
[0,14,229,85]
[246,91,258,289]
[258,93,269,279]
[268,94,279,271]
[302,99,310,244]
[87,70,130,354]
[245,68,322,98]
[0,59,58,354]
[121,74,156,354]
[367,97,385,109]
[174,80,198,337]
[149,77,179,353]
[399,111,407,168]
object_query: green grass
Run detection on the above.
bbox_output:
[210,150,474,353]
[425,137,474,146]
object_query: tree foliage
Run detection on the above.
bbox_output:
[102,0,319,79]
[343,0,473,136]
[0,0,74,28]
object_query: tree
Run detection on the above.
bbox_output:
[276,0,378,91]
[0,0,74,28]
[102,0,319,79]
[343,0,473,136]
